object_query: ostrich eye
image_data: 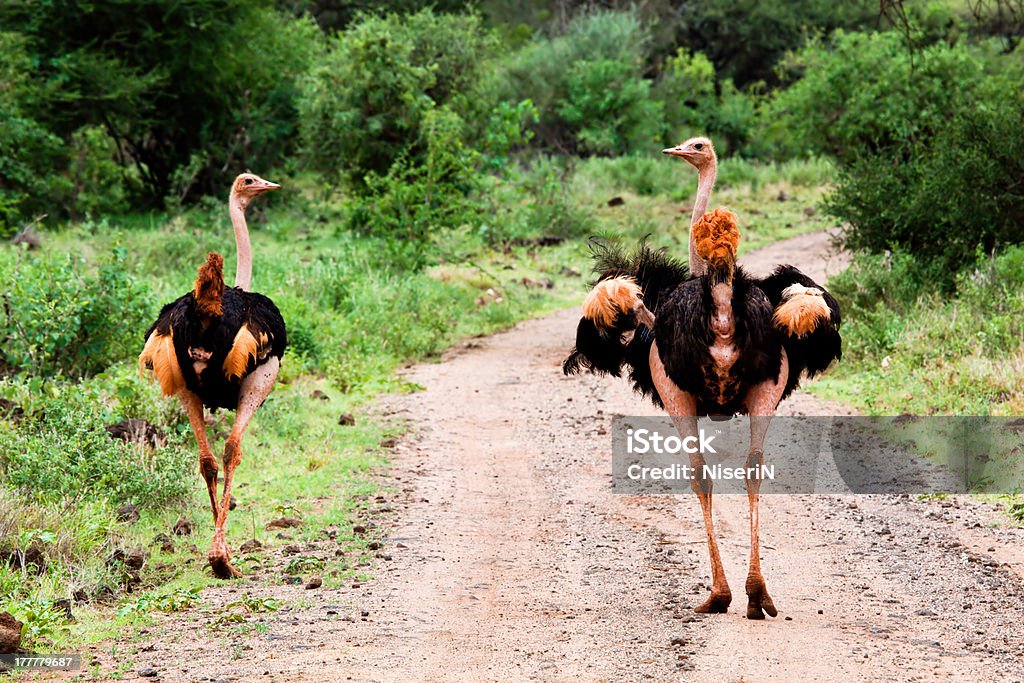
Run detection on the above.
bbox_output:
[244,178,253,185]
[694,143,704,150]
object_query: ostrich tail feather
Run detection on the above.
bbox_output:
[194,252,225,318]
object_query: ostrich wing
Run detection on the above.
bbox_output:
[754,265,842,377]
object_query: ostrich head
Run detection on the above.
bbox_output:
[662,136,716,171]
[230,173,280,208]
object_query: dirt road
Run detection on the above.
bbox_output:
[104,232,1024,682]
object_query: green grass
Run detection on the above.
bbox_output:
[0,158,830,655]
[810,247,1024,417]
[573,155,837,255]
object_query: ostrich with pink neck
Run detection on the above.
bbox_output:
[140,173,288,579]
[662,136,717,277]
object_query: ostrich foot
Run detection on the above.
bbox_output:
[209,553,242,579]
[208,545,242,579]
[694,590,732,614]
[745,575,777,620]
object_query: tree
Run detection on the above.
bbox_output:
[0,0,320,206]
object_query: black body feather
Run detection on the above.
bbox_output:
[655,267,783,414]
[564,243,842,415]
[563,241,689,408]
[145,287,287,410]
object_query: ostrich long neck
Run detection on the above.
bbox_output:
[688,161,717,277]
[229,194,252,290]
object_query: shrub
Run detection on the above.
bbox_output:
[654,48,759,156]
[558,57,662,156]
[0,32,69,234]
[64,126,138,218]
[672,0,878,87]
[500,9,661,155]
[0,2,321,206]
[298,9,496,187]
[0,247,154,378]
[765,30,1024,279]
[0,391,191,506]
[823,66,1024,277]
[345,107,485,264]
[762,31,982,161]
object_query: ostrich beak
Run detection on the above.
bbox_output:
[259,180,281,191]
[662,146,686,158]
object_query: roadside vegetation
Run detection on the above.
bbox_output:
[0,0,1022,654]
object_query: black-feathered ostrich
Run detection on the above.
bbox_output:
[140,173,287,579]
[564,137,841,619]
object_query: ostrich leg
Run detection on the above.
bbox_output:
[180,391,220,523]
[741,349,789,619]
[650,343,732,613]
[208,357,280,579]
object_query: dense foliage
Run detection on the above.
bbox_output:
[298,9,496,186]
[0,248,153,378]
[0,0,319,215]
[765,30,1024,278]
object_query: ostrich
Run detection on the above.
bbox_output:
[140,173,287,579]
[564,138,841,619]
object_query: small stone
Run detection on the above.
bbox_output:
[153,533,175,553]
[138,667,158,677]
[266,517,303,530]
[172,518,192,536]
[53,599,75,621]
[305,577,323,590]
[817,609,823,614]
[117,503,141,524]
[310,390,330,401]
[239,539,263,554]
[107,548,146,570]
[338,413,355,426]
[352,525,367,535]
[607,196,625,207]
[0,611,23,653]
[105,419,164,448]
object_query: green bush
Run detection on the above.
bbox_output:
[654,48,759,155]
[298,9,496,187]
[766,30,1024,279]
[345,108,486,265]
[762,31,982,160]
[0,32,69,233]
[0,247,154,378]
[0,1,320,206]
[825,67,1023,276]
[64,126,138,218]
[500,9,661,155]
[672,0,878,87]
[0,391,191,506]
